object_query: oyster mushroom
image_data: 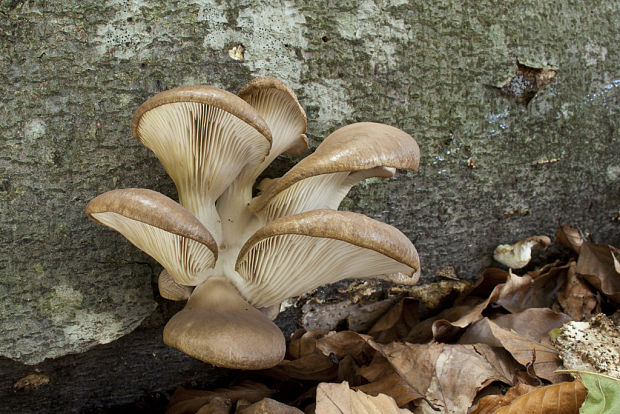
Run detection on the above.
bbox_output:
[86,79,421,369]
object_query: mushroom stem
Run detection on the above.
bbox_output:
[163,276,286,369]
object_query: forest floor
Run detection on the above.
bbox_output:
[98,225,620,414]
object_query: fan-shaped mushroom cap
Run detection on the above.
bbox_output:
[236,209,419,308]
[131,86,272,243]
[158,269,193,301]
[86,188,217,286]
[250,122,419,222]
[163,277,286,369]
[238,77,308,157]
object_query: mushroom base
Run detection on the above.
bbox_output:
[163,277,286,370]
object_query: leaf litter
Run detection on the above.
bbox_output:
[165,225,620,413]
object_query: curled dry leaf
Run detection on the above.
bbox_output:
[166,381,273,414]
[357,355,424,406]
[315,381,412,414]
[556,262,599,321]
[492,380,587,414]
[468,383,538,414]
[236,398,304,414]
[576,242,620,304]
[494,235,551,269]
[555,225,584,253]
[368,297,420,343]
[371,342,515,413]
[458,316,567,383]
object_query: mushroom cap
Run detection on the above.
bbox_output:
[493,235,552,269]
[86,188,217,285]
[132,85,271,142]
[158,269,193,301]
[250,122,419,221]
[236,209,419,307]
[163,277,286,369]
[130,85,273,235]
[238,77,308,156]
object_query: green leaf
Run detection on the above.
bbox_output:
[576,371,620,413]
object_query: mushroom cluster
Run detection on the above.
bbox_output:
[86,78,421,369]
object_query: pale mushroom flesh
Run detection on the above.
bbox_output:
[86,78,421,369]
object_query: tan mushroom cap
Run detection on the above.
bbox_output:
[132,85,272,142]
[236,209,419,307]
[130,86,273,241]
[86,188,217,286]
[163,277,286,369]
[238,77,308,156]
[158,269,193,301]
[250,122,419,219]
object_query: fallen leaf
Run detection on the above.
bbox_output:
[556,225,584,253]
[167,381,273,414]
[496,266,568,313]
[576,242,620,304]
[493,380,586,414]
[315,331,374,361]
[468,383,537,414]
[557,262,599,321]
[236,398,304,413]
[315,381,411,413]
[490,308,572,345]
[357,355,423,406]
[372,342,515,413]
[459,317,566,383]
[369,298,420,343]
[569,371,620,413]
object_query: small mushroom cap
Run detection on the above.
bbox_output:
[250,122,419,221]
[493,235,552,269]
[236,209,419,308]
[86,188,217,286]
[158,269,193,301]
[163,277,286,369]
[131,86,273,235]
[238,77,308,156]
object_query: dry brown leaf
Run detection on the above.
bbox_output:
[557,261,599,320]
[357,355,423,406]
[315,331,374,361]
[459,317,566,383]
[468,383,537,414]
[493,380,587,414]
[369,298,420,343]
[269,352,337,381]
[288,329,330,359]
[194,396,231,414]
[356,373,423,407]
[315,381,412,413]
[491,308,572,345]
[372,342,515,413]
[556,225,584,254]
[495,266,568,313]
[576,242,620,304]
[167,381,273,414]
[236,398,304,413]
